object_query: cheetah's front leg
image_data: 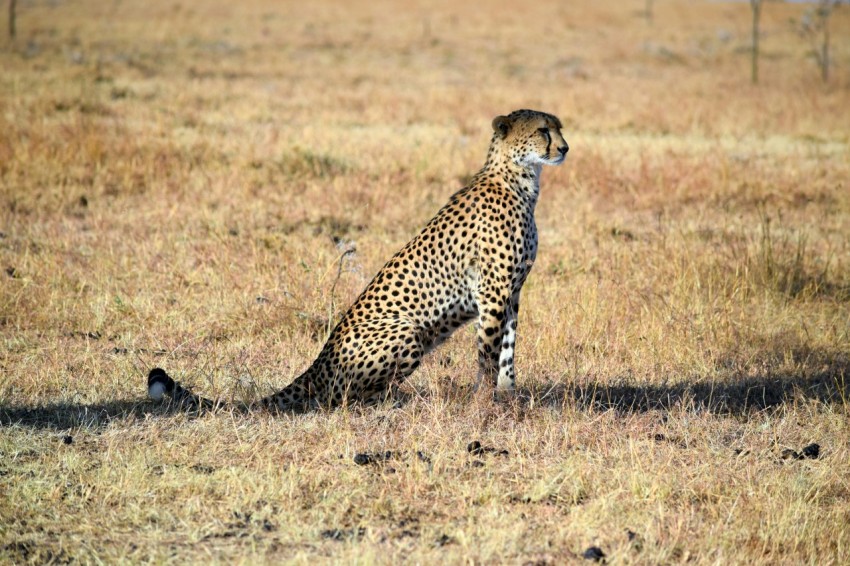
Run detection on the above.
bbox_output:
[473,284,514,391]
[495,291,521,390]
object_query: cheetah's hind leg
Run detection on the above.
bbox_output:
[333,318,424,409]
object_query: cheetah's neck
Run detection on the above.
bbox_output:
[483,143,542,204]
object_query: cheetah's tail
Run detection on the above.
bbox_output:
[147,368,217,411]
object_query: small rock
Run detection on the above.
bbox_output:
[801,443,820,459]
[468,440,484,455]
[435,534,454,547]
[582,546,606,562]
[63,435,73,445]
[353,451,393,466]
[781,448,801,461]
[467,440,507,457]
[353,453,373,466]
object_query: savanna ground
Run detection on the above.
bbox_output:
[2,0,849,563]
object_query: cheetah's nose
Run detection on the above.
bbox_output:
[558,144,569,156]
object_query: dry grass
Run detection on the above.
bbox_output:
[2,0,850,563]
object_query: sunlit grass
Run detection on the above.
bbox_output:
[1,0,849,563]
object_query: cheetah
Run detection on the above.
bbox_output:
[148,109,569,411]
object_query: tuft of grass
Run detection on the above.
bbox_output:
[275,148,351,179]
[753,211,848,302]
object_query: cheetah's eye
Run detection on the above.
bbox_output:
[538,128,550,137]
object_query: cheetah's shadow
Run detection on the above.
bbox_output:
[517,353,848,415]
[2,351,847,431]
[0,399,195,431]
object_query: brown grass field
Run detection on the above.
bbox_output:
[2,0,850,563]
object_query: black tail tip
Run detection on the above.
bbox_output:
[148,367,175,392]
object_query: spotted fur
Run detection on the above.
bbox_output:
[148,109,569,411]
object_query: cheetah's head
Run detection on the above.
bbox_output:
[491,109,569,168]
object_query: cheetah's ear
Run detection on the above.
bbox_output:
[491,115,512,139]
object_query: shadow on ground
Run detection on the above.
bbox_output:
[0,399,184,431]
[534,365,848,415]
[448,349,849,416]
[2,354,847,431]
